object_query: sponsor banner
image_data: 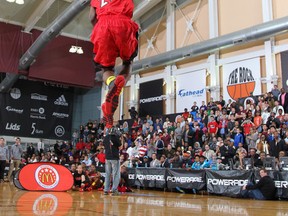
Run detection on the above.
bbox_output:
[127,168,136,187]
[139,79,163,117]
[0,79,73,139]
[253,170,288,199]
[176,70,206,113]
[280,51,288,90]
[166,169,206,190]
[16,192,73,215]
[206,170,253,197]
[18,163,74,191]
[223,58,261,101]
[134,168,166,188]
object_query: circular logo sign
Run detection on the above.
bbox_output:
[35,165,59,189]
[227,67,256,100]
[10,88,21,99]
[39,107,45,114]
[32,194,58,215]
[55,125,65,137]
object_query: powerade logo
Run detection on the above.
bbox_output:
[139,95,165,104]
[167,176,203,183]
[130,174,165,181]
[178,89,204,97]
[207,178,248,186]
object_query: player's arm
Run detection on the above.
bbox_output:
[89,6,98,26]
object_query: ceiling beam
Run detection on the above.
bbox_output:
[133,0,162,21]
[24,0,56,32]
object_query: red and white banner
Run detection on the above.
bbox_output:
[17,163,74,191]
[222,58,261,101]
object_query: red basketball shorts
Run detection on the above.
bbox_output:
[90,16,139,68]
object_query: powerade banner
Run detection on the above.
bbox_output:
[253,170,288,199]
[17,163,74,191]
[139,79,163,117]
[206,170,253,197]
[167,169,206,190]
[0,79,73,140]
[176,69,206,113]
[134,168,166,188]
[223,58,261,101]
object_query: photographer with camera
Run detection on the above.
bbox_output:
[103,127,123,196]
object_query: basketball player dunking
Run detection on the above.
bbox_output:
[89,0,139,129]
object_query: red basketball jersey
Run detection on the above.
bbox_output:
[91,0,135,19]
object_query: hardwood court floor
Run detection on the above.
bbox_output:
[0,182,287,216]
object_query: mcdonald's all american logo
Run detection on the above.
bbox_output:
[33,194,58,215]
[227,67,256,100]
[35,165,60,189]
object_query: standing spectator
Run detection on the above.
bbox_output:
[256,134,270,155]
[155,134,164,158]
[203,144,215,160]
[253,111,263,132]
[246,128,258,150]
[269,131,285,158]
[0,138,9,183]
[72,129,79,147]
[26,143,35,159]
[103,127,123,195]
[128,106,138,119]
[182,124,194,147]
[279,88,288,113]
[234,128,244,148]
[182,108,190,121]
[271,85,281,100]
[207,116,218,135]
[7,137,23,181]
[37,139,45,155]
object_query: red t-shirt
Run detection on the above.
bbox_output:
[182,112,190,120]
[208,121,218,134]
[76,142,85,151]
[91,0,134,19]
[242,122,253,135]
[97,153,106,164]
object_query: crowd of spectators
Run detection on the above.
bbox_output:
[3,85,288,192]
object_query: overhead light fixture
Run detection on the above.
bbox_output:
[6,0,25,4]
[15,0,24,4]
[69,45,83,54]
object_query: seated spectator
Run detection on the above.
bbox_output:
[97,147,106,165]
[150,153,161,168]
[159,155,170,168]
[254,152,266,168]
[72,165,91,192]
[82,155,92,168]
[164,144,175,159]
[169,154,182,168]
[203,145,215,160]
[139,156,150,167]
[192,155,201,170]
[241,168,276,200]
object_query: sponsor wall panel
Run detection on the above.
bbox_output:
[134,168,166,188]
[280,51,288,90]
[139,79,164,117]
[0,80,73,140]
[223,58,261,101]
[167,169,206,190]
[176,70,206,113]
[206,170,253,197]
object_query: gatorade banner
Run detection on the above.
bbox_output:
[206,170,253,197]
[134,168,166,188]
[223,58,261,101]
[176,70,206,113]
[16,192,73,215]
[166,169,206,190]
[18,163,74,191]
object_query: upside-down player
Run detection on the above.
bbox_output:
[89,0,139,129]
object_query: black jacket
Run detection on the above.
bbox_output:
[103,134,121,160]
[246,175,276,200]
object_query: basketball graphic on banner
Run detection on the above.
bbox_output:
[223,58,261,101]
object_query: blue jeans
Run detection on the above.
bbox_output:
[104,159,120,193]
[241,183,266,200]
